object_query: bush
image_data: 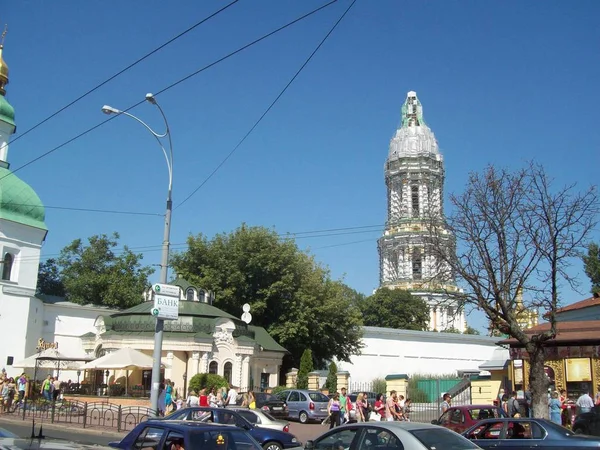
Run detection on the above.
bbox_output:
[371,378,386,396]
[325,362,337,393]
[296,349,313,389]
[270,386,288,395]
[188,373,228,395]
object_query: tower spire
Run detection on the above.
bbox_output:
[0,24,9,96]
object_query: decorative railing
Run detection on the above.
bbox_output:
[7,398,155,432]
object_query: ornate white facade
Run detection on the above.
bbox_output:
[378,91,465,332]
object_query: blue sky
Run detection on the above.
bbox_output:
[4,0,600,332]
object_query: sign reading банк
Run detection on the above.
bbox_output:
[152,283,180,320]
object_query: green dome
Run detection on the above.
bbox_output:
[0,167,47,230]
[0,95,15,127]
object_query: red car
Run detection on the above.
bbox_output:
[431,404,507,434]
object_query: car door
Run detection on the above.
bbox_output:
[286,391,301,418]
[130,425,166,450]
[465,421,506,450]
[447,408,466,433]
[311,425,362,450]
[499,420,545,450]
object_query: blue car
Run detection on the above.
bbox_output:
[163,407,300,450]
[109,420,262,450]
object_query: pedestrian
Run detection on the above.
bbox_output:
[549,391,562,425]
[440,393,451,414]
[327,393,341,429]
[576,390,594,414]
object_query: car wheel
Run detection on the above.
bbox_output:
[299,411,309,424]
[263,442,283,450]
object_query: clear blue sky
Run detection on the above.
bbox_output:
[4,0,600,332]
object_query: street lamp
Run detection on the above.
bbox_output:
[102,93,173,416]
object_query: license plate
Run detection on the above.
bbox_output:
[320,408,327,412]
[272,407,282,410]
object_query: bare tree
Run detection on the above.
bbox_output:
[427,163,598,418]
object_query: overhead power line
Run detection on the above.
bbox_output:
[1,202,162,216]
[25,223,381,265]
[8,0,241,147]
[0,0,339,184]
[175,0,357,210]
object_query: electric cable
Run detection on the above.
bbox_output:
[0,0,339,184]
[8,0,241,147]
[175,0,357,210]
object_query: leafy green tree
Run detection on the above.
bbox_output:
[360,288,429,330]
[441,327,462,334]
[371,378,386,395]
[583,243,600,295]
[188,373,228,394]
[55,232,153,309]
[463,326,481,335]
[37,258,66,296]
[170,225,363,367]
[296,349,313,389]
[325,362,337,393]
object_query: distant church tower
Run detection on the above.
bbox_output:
[377,91,465,332]
[0,35,49,373]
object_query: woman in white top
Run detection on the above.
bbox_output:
[208,387,218,407]
[186,390,200,407]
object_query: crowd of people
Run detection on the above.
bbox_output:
[158,382,249,416]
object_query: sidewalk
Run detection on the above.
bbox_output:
[0,414,125,439]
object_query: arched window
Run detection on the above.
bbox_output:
[411,185,420,217]
[198,289,206,303]
[224,362,233,384]
[2,253,13,281]
[412,248,422,280]
[186,288,195,301]
[209,361,218,375]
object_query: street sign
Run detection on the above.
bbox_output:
[152,283,180,320]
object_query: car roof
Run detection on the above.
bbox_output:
[337,421,447,432]
[474,418,547,423]
[148,419,235,430]
[284,389,326,394]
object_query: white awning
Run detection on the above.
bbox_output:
[81,348,158,370]
[12,348,93,370]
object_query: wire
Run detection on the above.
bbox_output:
[0,0,339,184]
[2,202,162,216]
[312,238,377,250]
[8,0,241,147]
[175,0,357,210]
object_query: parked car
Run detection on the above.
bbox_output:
[228,407,292,433]
[304,420,480,450]
[350,391,379,404]
[109,419,262,450]
[0,438,111,449]
[235,392,289,419]
[431,404,506,433]
[463,417,600,450]
[163,407,300,450]
[0,428,18,438]
[573,405,600,435]
[275,389,330,424]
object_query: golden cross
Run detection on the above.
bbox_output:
[0,24,7,47]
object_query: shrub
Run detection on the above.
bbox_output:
[296,349,313,389]
[270,385,288,395]
[188,373,228,395]
[371,378,386,396]
[325,362,337,393]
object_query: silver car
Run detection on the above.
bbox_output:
[305,421,481,450]
[276,389,330,424]
[230,407,292,433]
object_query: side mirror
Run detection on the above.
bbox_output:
[431,420,439,425]
[305,440,314,450]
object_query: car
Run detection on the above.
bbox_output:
[304,420,480,450]
[431,404,506,433]
[0,437,111,449]
[275,389,330,423]
[0,428,18,438]
[573,404,600,435]
[463,417,600,450]
[236,392,289,420]
[163,407,301,450]
[228,407,292,433]
[109,419,262,450]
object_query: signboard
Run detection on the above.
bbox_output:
[36,338,58,351]
[152,283,180,320]
[566,358,592,382]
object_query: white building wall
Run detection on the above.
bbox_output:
[338,326,501,383]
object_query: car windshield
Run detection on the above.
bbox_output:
[258,393,277,402]
[309,392,329,402]
[542,420,574,436]
[189,429,262,450]
[165,409,188,420]
[411,428,480,450]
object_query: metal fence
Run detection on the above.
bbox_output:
[406,377,472,424]
[7,398,154,432]
[349,381,374,393]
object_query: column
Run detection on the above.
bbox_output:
[286,369,298,388]
[336,371,349,391]
[241,356,250,391]
[191,352,201,377]
[200,352,209,374]
[235,354,243,388]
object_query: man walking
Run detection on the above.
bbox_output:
[339,387,348,423]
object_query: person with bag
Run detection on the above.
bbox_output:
[508,391,521,417]
[327,393,341,429]
[371,393,385,421]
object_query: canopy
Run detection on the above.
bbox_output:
[81,348,157,370]
[12,348,92,370]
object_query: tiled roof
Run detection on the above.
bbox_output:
[557,296,600,313]
[498,320,600,346]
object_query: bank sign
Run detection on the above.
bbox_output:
[152,283,180,320]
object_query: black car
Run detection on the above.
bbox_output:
[109,419,262,450]
[164,407,300,450]
[573,405,600,435]
[236,392,289,420]
[463,417,600,449]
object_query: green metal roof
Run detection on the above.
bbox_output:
[249,326,287,353]
[111,299,237,320]
[0,95,15,127]
[0,167,47,230]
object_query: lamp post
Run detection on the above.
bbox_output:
[182,372,188,400]
[102,94,173,416]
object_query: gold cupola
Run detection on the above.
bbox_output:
[0,25,8,96]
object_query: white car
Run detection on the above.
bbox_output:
[230,407,292,433]
[305,420,482,450]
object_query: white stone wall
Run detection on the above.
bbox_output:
[338,327,500,383]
